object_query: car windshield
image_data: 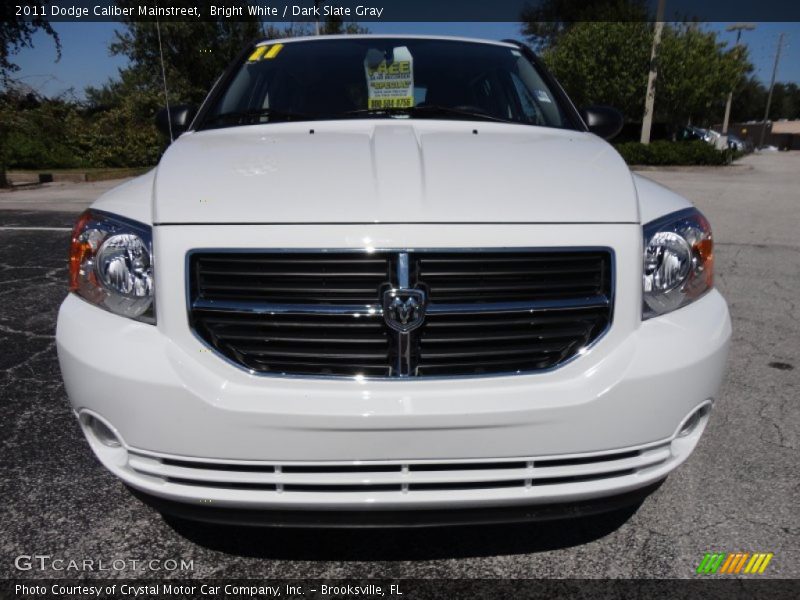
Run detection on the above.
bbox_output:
[197,38,574,130]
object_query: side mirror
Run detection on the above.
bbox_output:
[155,104,197,138]
[579,105,624,141]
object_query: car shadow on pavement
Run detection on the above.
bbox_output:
[162,503,643,560]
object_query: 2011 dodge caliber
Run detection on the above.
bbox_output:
[57,35,731,526]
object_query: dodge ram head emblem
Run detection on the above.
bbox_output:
[382,288,426,332]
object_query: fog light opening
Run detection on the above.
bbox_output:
[679,404,711,437]
[83,414,122,448]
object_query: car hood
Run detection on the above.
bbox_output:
[152,120,639,224]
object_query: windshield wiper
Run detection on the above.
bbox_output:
[339,105,511,124]
[201,108,311,128]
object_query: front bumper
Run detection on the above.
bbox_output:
[57,285,730,513]
[128,480,666,527]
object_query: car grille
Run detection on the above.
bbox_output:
[126,443,669,496]
[188,249,613,378]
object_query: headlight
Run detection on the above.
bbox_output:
[643,207,713,319]
[69,209,155,323]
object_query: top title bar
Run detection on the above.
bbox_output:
[7,0,800,22]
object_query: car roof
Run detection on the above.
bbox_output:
[253,34,520,49]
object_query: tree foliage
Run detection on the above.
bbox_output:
[542,21,750,127]
[80,4,369,167]
[0,1,60,85]
[0,1,62,184]
[4,12,793,177]
[767,82,800,120]
[319,16,370,36]
[0,89,86,169]
[543,22,651,120]
[656,24,746,125]
[731,79,800,122]
[520,0,648,50]
[109,2,264,105]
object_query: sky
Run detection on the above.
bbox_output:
[9,21,800,99]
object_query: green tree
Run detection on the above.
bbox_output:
[261,19,368,42]
[730,77,766,122]
[320,16,370,35]
[263,22,314,40]
[110,2,264,106]
[520,0,648,50]
[542,22,750,128]
[0,1,60,84]
[0,92,24,185]
[89,9,370,168]
[542,22,652,120]
[79,2,264,168]
[0,88,86,170]
[84,68,165,167]
[1,1,61,185]
[656,24,748,126]
[729,79,799,122]
[769,82,800,120]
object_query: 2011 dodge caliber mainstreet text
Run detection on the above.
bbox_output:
[56,36,731,527]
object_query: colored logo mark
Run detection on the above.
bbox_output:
[696,552,774,574]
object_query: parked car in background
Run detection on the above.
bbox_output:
[726,133,753,153]
[678,126,752,153]
[677,126,708,142]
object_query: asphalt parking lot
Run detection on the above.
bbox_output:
[0,153,797,579]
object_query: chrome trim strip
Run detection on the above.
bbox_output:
[127,435,674,465]
[395,252,412,376]
[185,246,614,254]
[642,207,701,244]
[426,296,610,315]
[155,221,640,226]
[397,252,410,288]
[192,299,383,316]
[191,296,609,316]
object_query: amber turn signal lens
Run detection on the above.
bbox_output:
[69,210,94,292]
[694,237,714,290]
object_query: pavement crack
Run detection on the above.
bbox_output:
[0,323,55,339]
[0,341,57,374]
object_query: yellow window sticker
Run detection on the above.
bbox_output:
[247,46,267,62]
[248,44,283,62]
[264,43,283,59]
[364,46,414,110]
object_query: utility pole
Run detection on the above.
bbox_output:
[314,0,323,35]
[759,32,785,149]
[640,0,666,144]
[721,24,755,141]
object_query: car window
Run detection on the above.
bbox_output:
[198,38,573,130]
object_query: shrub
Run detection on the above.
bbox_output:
[81,103,164,168]
[2,100,89,169]
[614,140,737,166]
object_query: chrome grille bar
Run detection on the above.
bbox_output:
[191,295,610,316]
[188,248,614,378]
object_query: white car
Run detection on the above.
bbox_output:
[57,35,730,526]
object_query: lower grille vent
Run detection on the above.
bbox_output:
[128,444,669,496]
